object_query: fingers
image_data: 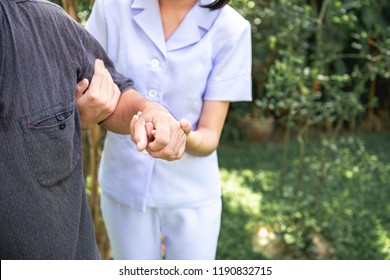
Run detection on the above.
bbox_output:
[76,59,123,129]
[145,121,155,141]
[83,59,120,124]
[94,60,121,121]
[147,120,171,152]
[147,120,186,161]
[75,78,89,100]
[88,59,113,105]
[147,131,186,161]
[130,112,148,151]
[129,109,189,161]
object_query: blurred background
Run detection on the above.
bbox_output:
[54,0,389,260]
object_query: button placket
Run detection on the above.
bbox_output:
[148,89,158,98]
[146,55,165,101]
[150,58,160,69]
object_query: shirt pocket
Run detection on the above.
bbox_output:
[20,102,81,187]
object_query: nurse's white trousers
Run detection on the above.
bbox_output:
[101,193,222,260]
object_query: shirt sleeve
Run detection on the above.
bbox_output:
[0,7,4,85]
[204,19,252,102]
[71,5,134,94]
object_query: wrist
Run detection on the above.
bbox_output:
[186,131,202,153]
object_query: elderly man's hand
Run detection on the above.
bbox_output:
[130,107,191,161]
[75,59,120,129]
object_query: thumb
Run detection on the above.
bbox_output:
[180,119,192,135]
[75,78,89,100]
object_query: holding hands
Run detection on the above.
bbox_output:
[75,59,191,161]
[130,110,191,161]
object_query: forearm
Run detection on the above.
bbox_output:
[185,128,220,157]
[185,101,229,156]
[100,88,187,160]
[100,88,148,134]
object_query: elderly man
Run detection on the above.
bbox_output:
[0,0,189,259]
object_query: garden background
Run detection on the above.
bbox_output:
[54,0,389,260]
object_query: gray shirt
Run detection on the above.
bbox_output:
[0,0,133,259]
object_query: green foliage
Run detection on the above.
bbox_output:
[217,132,390,259]
[66,0,390,127]
[230,0,390,131]
[312,135,390,259]
[76,0,92,25]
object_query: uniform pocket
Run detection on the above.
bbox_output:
[20,102,81,187]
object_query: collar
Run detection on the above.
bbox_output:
[131,0,218,53]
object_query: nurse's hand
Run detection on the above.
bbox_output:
[130,107,191,161]
[76,59,120,129]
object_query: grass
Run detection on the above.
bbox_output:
[90,131,390,259]
[216,131,390,260]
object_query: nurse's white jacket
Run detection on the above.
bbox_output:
[86,0,252,211]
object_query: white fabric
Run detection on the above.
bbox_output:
[86,0,252,211]
[101,193,222,260]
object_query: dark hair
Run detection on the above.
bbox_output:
[201,0,230,10]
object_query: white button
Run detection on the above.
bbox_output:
[150,59,160,69]
[148,89,157,98]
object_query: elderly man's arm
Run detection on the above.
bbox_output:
[76,60,191,161]
[101,89,190,161]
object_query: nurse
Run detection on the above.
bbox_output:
[86,0,252,259]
